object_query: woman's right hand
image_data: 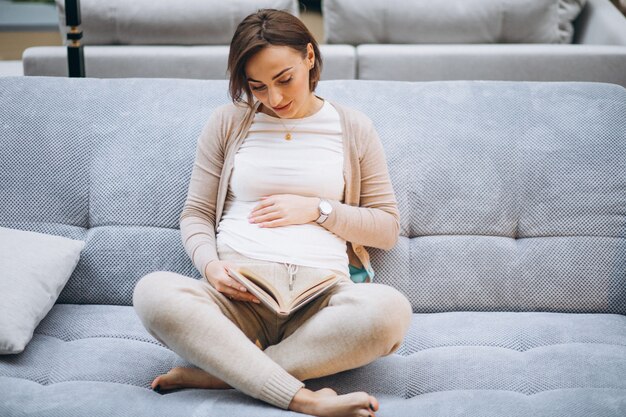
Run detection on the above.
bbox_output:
[204,260,261,304]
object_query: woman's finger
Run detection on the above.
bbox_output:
[249,207,277,221]
[227,290,260,304]
[250,211,282,224]
[220,281,260,303]
[225,280,247,293]
[257,218,284,228]
[250,198,274,214]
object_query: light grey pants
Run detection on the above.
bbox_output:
[132,240,413,410]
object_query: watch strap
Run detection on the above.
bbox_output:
[316,199,331,224]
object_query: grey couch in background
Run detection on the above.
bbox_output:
[1,76,625,416]
[22,0,356,80]
[22,0,626,87]
[324,0,626,87]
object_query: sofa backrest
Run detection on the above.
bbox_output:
[573,0,626,44]
[1,77,624,314]
[323,0,587,45]
[55,0,299,45]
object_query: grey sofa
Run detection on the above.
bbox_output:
[323,0,626,87]
[1,76,625,416]
[22,0,356,80]
[22,0,626,87]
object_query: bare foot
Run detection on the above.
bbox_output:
[289,387,379,417]
[151,366,233,392]
[315,387,339,397]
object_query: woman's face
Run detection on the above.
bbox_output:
[245,44,316,119]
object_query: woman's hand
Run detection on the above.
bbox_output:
[204,260,261,304]
[248,194,320,228]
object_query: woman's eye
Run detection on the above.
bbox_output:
[250,77,291,91]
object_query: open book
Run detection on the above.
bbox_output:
[226,266,341,317]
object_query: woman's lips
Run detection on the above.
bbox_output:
[273,101,292,112]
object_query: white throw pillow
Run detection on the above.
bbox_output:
[0,227,85,354]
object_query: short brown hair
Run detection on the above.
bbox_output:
[227,9,323,108]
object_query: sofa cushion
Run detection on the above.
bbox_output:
[55,0,299,45]
[22,44,357,80]
[323,0,587,44]
[0,227,84,354]
[0,304,624,415]
[355,44,626,87]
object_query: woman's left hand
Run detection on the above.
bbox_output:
[248,194,320,228]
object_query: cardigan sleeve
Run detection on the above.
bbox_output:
[320,117,400,250]
[179,109,225,280]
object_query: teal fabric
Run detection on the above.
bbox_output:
[349,264,373,283]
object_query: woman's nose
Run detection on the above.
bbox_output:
[267,87,283,108]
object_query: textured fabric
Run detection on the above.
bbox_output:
[55,0,299,45]
[1,76,626,415]
[0,305,624,415]
[179,96,400,285]
[323,0,587,45]
[132,239,411,409]
[0,77,625,315]
[217,98,350,277]
[0,227,84,354]
[339,79,626,315]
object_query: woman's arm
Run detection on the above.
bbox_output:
[179,110,225,280]
[320,119,400,250]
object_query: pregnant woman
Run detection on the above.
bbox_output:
[133,8,412,417]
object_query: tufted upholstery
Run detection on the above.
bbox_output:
[1,77,625,415]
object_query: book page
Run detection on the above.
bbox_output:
[228,267,340,317]
[289,273,339,309]
[239,267,283,303]
[227,267,284,312]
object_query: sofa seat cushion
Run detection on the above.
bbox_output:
[22,44,357,80]
[355,44,626,87]
[1,304,624,415]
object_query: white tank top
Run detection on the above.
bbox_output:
[216,99,349,277]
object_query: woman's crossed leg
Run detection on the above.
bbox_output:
[132,268,411,417]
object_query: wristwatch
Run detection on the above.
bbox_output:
[315,199,333,224]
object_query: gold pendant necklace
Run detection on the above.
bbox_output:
[261,98,323,141]
[279,117,302,141]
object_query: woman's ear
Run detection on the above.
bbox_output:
[306,43,315,66]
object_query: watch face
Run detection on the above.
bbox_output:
[320,201,332,214]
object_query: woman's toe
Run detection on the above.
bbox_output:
[151,367,184,391]
[151,376,162,391]
[368,395,379,412]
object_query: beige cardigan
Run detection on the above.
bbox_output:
[179,98,400,283]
